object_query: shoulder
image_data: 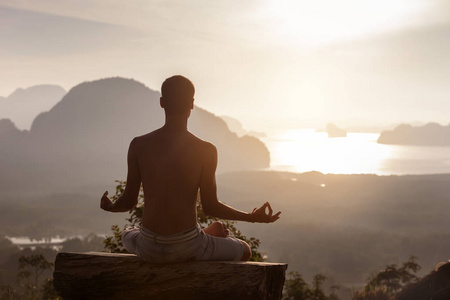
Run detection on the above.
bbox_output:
[127,137,141,158]
[129,136,143,150]
[128,132,154,155]
[205,142,217,155]
[131,130,160,146]
[188,133,217,154]
[199,140,217,164]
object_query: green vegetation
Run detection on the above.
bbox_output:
[104,180,265,261]
[351,256,421,300]
[282,256,422,300]
[17,254,53,297]
[0,235,103,300]
[283,271,340,300]
[0,253,58,300]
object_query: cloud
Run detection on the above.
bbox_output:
[0,5,142,57]
[310,23,450,124]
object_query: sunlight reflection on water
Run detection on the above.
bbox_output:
[262,129,450,175]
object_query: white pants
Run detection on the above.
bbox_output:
[122,224,244,263]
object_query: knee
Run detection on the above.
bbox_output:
[239,240,251,261]
[121,227,139,254]
[211,221,223,229]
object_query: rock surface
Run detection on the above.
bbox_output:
[396,262,450,300]
[53,252,287,300]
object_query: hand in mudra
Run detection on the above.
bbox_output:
[100,191,113,211]
[250,202,281,223]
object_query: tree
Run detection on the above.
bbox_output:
[104,180,265,261]
[0,284,21,300]
[365,256,420,293]
[352,287,391,300]
[16,254,54,300]
[283,271,339,300]
[41,278,59,300]
[283,271,311,300]
[312,274,328,300]
[18,254,53,290]
[352,256,421,300]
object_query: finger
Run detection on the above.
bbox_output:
[103,191,108,197]
[272,215,280,221]
[267,203,273,216]
[261,202,268,212]
[269,212,281,222]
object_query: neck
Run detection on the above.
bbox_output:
[163,114,188,132]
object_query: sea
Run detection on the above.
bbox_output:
[261,129,450,175]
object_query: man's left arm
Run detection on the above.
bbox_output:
[100,138,141,212]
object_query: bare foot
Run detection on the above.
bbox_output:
[202,221,229,237]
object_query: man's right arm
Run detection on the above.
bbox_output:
[199,143,280,223]
[100,138,141,213]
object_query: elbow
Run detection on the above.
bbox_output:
[201,201,218,217]
[120,192,138,211]
[127,197,138,211]
[201,202,212,215]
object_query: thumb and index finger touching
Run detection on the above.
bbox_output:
[254,202,281,223]
[101,191,109,203]
[100,191,113,210]
[266,202,282,221]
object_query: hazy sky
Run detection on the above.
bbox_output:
[1,0,450,130]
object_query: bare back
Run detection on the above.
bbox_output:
[100,76,280,244]
[132,127,213,235]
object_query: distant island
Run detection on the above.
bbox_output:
[220,115,266,138]
[378,122,450,146]
[325,123,347,138]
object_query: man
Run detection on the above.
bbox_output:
[100,75,280,263]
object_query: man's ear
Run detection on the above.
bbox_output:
[190,98,194,110]
[160,97,164,108]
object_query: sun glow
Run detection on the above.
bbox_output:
[265,129,393,174]
[260,0,427,46]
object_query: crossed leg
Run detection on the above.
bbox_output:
[202,221,251,261]
[202,221,229,237]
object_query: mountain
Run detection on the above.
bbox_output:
[0,85,66,130]
[378,123,450,146]
[325,123,347,138]
[0,78,270,192]
[0,119,21,138]
[220,115,247,136]
[220,115,266,138]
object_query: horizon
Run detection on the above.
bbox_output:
[2,76,450,133]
